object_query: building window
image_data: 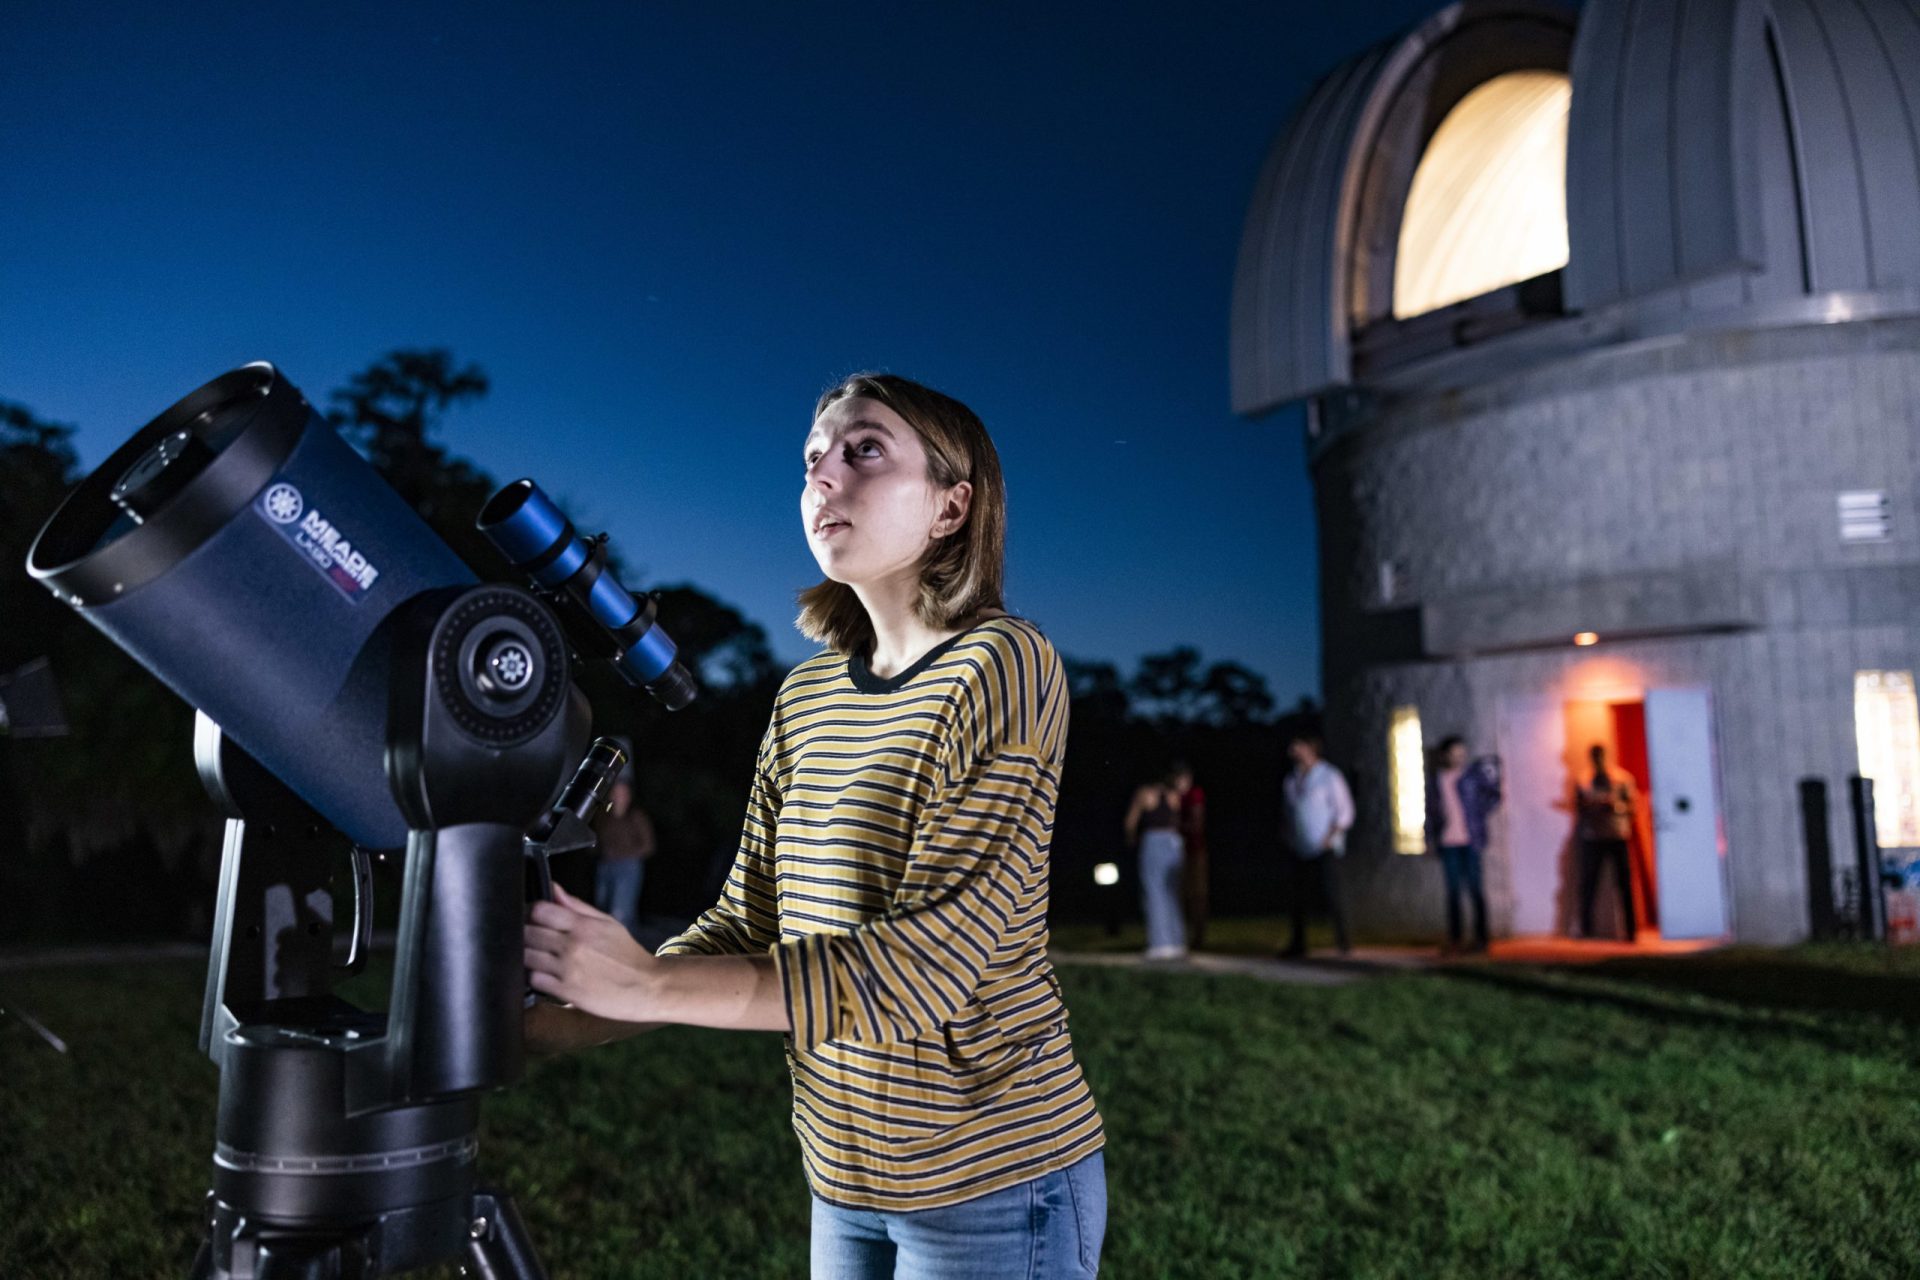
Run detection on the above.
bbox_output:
[1854,671,1920,848]
[1393,70,1572,319]
[1389,705,1426,854]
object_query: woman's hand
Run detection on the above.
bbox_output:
[527,885,791,1034]
[524,884,660,1022]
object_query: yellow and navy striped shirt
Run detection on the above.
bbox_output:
[656,617,1105,1210]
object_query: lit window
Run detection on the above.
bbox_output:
[1393,71,1572,319]
[1855,672,1920,848]
[1389,706,1426,854]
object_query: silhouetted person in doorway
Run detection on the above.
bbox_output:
[1281,731,1353,957]
[1574,743,1637,942]
[1427,735,1501,954]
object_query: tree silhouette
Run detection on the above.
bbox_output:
[325,349,503,571]
[1064,657,1130,723]
[1,401,79,672]
[1130,647,1206,723]
[327,350,488,486]
[1124,647,1277,728]
[1200,660,1276,727]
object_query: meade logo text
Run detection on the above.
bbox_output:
[296,508,381,593]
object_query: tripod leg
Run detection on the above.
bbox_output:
[190,1193,230,1280]
[463,1190,549,1280]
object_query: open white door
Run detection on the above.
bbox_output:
[1645,687,1729,939]
[1497,695,1569,935]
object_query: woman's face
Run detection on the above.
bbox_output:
[801,396,965,590]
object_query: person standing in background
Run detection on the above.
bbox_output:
[1574,743,1638,942]
[1126,770,1187,959]
[1172,764,1209,950]
[593,766,656,936]
[1427,736,1501,955]
[1281,731,1354,958]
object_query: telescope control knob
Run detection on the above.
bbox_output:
[433,588,568,747]
[477,637,535,698]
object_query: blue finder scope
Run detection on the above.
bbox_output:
[476,480,697,711]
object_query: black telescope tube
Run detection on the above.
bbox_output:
[27,363,479,849]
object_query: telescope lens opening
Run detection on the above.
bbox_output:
[27,363,301,604]
[110,429,216,524]
[475,479,574,572]
[476,480,533,528]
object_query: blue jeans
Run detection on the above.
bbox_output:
[1138,831,1186,952]
[593,857,644,933]
[1437,844,1487,946]
[810,1151,1106,1279]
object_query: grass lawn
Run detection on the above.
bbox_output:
[4,940,1919,1277]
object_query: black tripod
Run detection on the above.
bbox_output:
[187,583,597,1280]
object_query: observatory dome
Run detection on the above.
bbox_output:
[1231,0,1920,414]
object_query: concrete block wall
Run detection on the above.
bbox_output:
[1312,318,1920,944]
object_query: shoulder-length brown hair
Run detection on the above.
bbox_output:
[796,372,1007,655]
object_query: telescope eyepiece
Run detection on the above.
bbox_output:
[646,662,697,713]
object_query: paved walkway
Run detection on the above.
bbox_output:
[1052,935,1720,986]
[1051,946,1436,987]
[0,940,208,973]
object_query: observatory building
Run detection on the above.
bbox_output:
[1232,0,1920,944]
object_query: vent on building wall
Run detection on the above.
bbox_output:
[1838,491,1890,543]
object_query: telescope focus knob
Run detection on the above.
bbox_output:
[476,636,536,700]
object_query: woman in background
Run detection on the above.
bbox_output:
[1126,769,1187,959]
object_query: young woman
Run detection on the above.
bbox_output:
[1124,770,1187,959]
[523,373,1107,1278]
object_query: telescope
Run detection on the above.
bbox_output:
[26,362,694,1278]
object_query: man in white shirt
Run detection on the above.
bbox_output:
[1281,730,1354,957]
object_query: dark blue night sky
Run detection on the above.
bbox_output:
[1,1,1438,703]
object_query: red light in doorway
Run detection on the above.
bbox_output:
[1573,631,1599,647]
